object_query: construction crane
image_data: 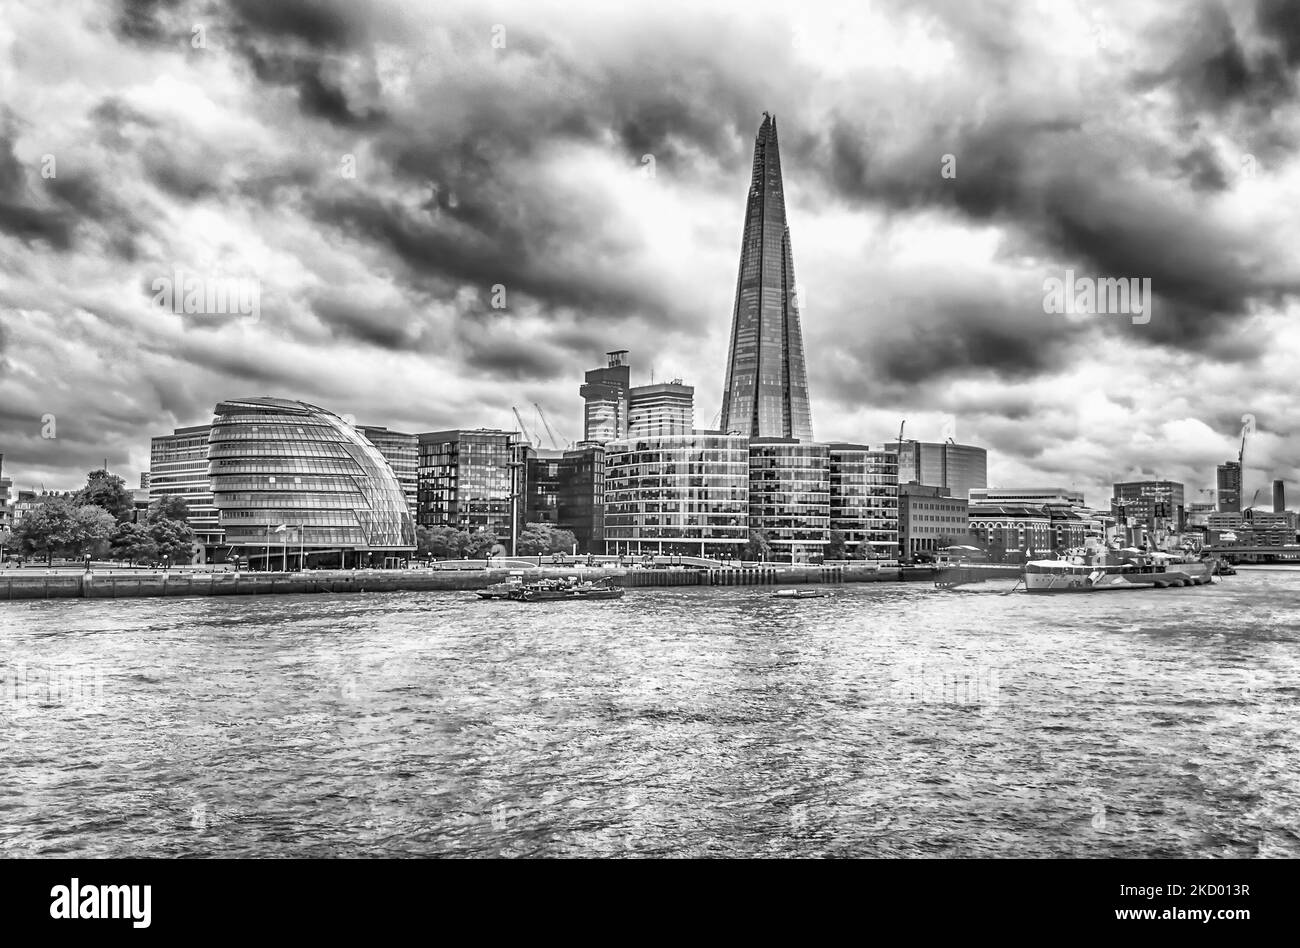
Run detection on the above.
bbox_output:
[533,402,567,450]
[511,406,535,447]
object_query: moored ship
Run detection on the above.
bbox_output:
[1024,546,1214,593]
[509,576,625,602]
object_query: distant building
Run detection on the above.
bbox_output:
[827,444,899,560]
[416,429,523,537]
[969,487,1084,507]
[1112,480,1186,533]
[603,433,750,557]
[899,484,967,559]
[1273,479,1286,514]
[1216,461,1241,513]
[139,472,151,490]
[748,439,830,562]
[211,397,415,568]
[885,441,988,499]
[359,426,418,516]
[149,424,223,557]
[580,350,631,444]
[627,381,694,438]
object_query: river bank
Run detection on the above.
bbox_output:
[0,562,971,600]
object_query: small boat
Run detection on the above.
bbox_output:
[772,588,828,599]
[476,582,521,600]
[509,578,625,602]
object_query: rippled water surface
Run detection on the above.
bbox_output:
[2,571,1298,857]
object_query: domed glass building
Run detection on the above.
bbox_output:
[209,397,416,568]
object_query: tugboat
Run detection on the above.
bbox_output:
[1024,544,1214,593]
[509,576,625,602]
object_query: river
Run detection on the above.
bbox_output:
[1,572,1297,857]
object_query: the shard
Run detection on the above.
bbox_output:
[719,112,814,442]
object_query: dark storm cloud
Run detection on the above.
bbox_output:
[113,0,183,43]
[458,330,567,383]
[241,48,387,128]
[312,296,416,349]
[1132,2,1294,113]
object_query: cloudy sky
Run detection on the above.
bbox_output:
[1,0,1298,507]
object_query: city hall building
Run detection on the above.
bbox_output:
[209,397,415,569]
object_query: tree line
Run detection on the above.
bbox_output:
[2,470,195,565]
[415,522,579,559]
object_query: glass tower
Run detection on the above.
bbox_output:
[720,112,814,442]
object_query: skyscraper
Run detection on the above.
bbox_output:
[1216,461,1241,513]
[580,350,631,443]
[720,113,814,442]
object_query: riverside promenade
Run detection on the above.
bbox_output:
[0,559,931,601]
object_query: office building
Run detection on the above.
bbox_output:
[139,472,151,490]
[209,397,415,568]
[748,439,830,562]
[1112,480,1186,532]
[1274,479,1286,514]
[827,443,899,560]
[627,381,694,438]
[603,433,750,557]
[359,425,418,516]
[149,424,223,557]
[899,484,968,558]
[525,443,606,553]
[1216,462,1241,513]
[886,441,988,499]
[719,113,814,442]
[580,350,631,444]
[416,428,523,536]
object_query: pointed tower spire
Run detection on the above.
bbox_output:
[719,113,813,441]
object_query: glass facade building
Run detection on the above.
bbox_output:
[720,113,814,442]
[748,439,829,562]
[827,443,899,559]
[887,441,988,500]
[209,398,415,567]
[525,444,605,553]
[604,434,750,556]
[580,350,631,444]
[627,381,694,439]
[149,424,223,557]
[359,425,418,516]
[417,429,522,535]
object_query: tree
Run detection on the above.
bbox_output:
[10,498,116,562]
[149,517,195,564]
[417,525,468,559]
[744,529,772,561]
[515,523,581,556]
[825,530,847,560]
[73,469,133,522]
[464,528,499,559]
[111,522,158,565]
[148,495,189,524]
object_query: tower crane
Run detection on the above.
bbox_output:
[533,403,568,450]
[511,406,535,447]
